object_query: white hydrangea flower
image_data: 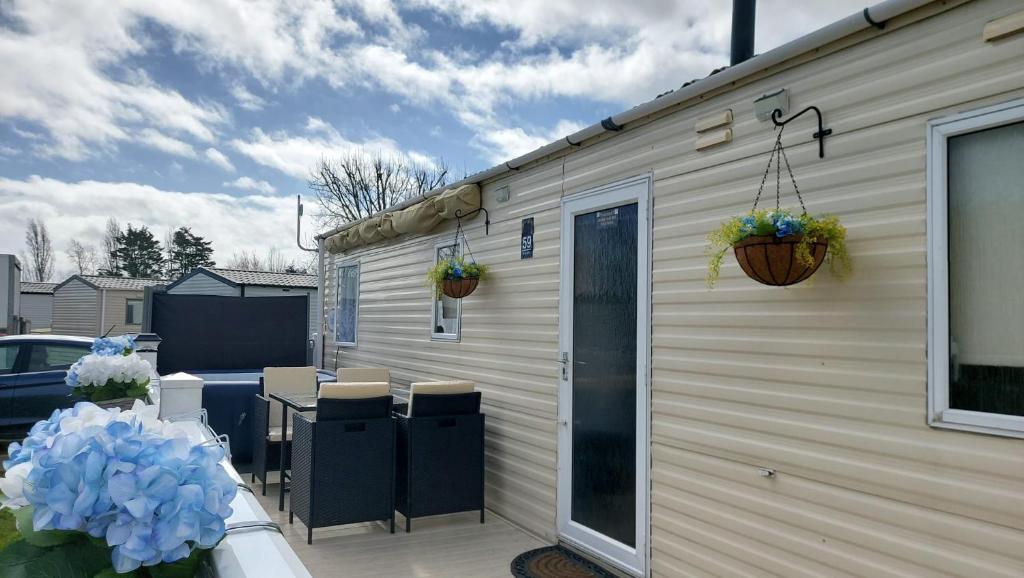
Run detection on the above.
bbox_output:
[0,462,31,507]
[73,353,152,388]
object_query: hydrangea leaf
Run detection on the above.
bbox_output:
[0,538,112,578]
[13,507,76,548]
[148,548,210,578]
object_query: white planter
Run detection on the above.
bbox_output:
[156,372,204,420]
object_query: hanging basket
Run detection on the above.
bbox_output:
[442,276,480,298]
[733,234,828,286]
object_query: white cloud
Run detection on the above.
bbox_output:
[0,175,310,274]
[204,147,236,172]
[230,83,269,111]
[230,116,419,179]
[0,2,227,160]
[472,119,587,164]
[138,129,197,158]
[224,176,276,194]
[0,0,873,170]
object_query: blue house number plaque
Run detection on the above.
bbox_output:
[521,217,534,259]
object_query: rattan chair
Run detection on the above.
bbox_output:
[252,366,317,494]
[394,380,484,532]
[289,382,396,544]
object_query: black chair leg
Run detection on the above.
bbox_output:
[307,527,313,545]
[480,509,485,524]
[250,472,255,484]
[289,511,294,524]
[405,516,411,533]
[261,479,267,496]
[390,516,395,534]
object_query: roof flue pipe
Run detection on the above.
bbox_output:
[730,0,756,66]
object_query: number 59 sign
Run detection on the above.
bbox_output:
[521,217,534,259]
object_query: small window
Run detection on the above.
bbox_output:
[25,344,90,372]
[125,299,143,325]
[335,262,359,346]
[0,344,20,375]
[928,99,1024,437]
[432,243,461,341]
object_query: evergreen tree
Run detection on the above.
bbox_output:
[115,225,165,278]
[167,227,215,278]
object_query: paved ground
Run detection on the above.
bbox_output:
[252,481,546,578]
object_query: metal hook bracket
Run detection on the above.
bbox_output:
[771,106,832,159]
[454,207,490,236]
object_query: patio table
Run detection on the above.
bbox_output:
[269,391,406,512]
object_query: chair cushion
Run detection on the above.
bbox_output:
[407,380,475,416]
[264,367,317,428]
[267,426,293,442]
[336,367,390,384]
[319,382,391,399]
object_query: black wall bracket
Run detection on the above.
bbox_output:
[455,207,490,236]
[771,106,832,159]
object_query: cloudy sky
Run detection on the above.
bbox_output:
[0,0,871,278]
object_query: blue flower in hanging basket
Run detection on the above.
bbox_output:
[771,212,803,238]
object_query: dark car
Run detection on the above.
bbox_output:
[0,335,93,436]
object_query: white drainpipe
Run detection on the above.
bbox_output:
[99,288,107,336]
[315,237,326,368]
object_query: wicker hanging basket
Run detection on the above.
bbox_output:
[442,276,480,298]
[733,234,828,286]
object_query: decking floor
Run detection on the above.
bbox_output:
[253,483,546,577]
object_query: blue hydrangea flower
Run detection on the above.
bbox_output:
[739,214,757,235]
[15,404,237,573]
[91,335,136,357]
[65,361,81,387]
[771,212,803,238]
[451,264,464,279]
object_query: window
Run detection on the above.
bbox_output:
[335,262,359,346]
[928,99,1024,437]
[125,299,143,325]
[0,344,20,375]
[432,243,461,341]
[24,343,90,372]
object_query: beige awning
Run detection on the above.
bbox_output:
[324,183,481,254]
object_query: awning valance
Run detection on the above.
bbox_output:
[324,183,481,254]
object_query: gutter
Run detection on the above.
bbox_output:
[315,0,935,240]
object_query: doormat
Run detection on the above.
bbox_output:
[511,545,619,578]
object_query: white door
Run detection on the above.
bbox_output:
[558,176,650,576]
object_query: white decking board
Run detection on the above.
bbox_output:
[253,484,547,578]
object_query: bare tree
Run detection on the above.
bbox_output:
[66,239,97,275]
[22,218,54,282]
[99,217,122,276]
[308,150,450,226]
[224,248,310,273]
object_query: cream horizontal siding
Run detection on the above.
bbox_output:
[51,279,98,337]
[643,0,1024,575]
[19,293,52,330]
[323,162,564,540]
[103,290,144,336]
[320,0,1024,573]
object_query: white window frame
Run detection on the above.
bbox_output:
[430,240,462,342]
[334,260,360,347]
[927,98,1024,438]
